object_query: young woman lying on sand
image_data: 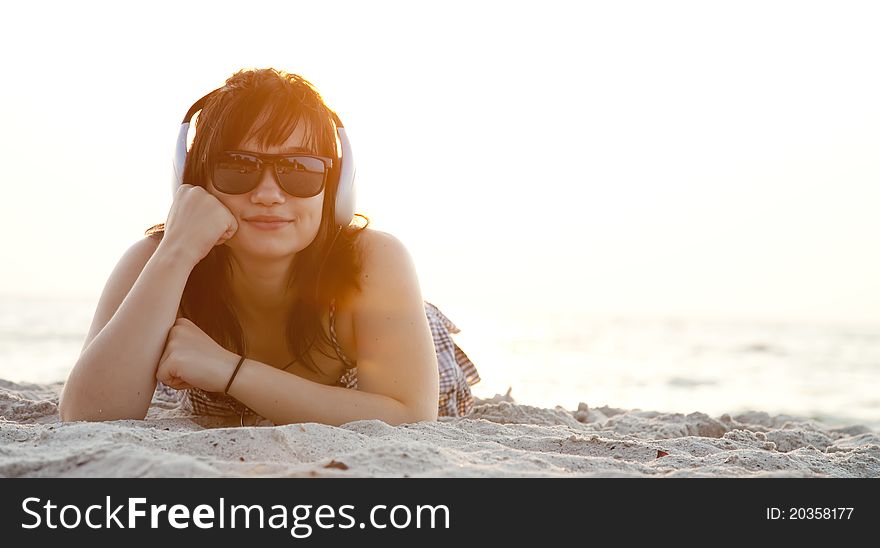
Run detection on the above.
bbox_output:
[59,68,480,427]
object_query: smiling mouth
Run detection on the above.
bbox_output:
[246,219,292,230]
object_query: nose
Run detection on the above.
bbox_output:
[249,163,287,204]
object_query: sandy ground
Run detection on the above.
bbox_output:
[1,379,878,477]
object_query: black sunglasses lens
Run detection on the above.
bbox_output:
[214,152,262,194]
[274,156,326,197]
[214,153,326,196]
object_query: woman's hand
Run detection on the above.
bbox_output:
[156,317,240,393]
[160,184,239,268]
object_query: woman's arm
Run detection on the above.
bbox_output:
[227,359,417,426]
[228,230,440,426]
[59,237,195,422]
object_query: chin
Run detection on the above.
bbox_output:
[236,232,318,258]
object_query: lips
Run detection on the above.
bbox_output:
[244,215,293,222]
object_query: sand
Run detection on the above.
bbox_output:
[1,379,878,478]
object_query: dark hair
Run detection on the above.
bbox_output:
[145,68,368,377]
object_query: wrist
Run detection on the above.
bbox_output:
[224,355,247,395]
[155,239,200,270]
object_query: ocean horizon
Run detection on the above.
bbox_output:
[2,293,878,430]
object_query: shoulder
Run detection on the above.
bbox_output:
[110,235,163,293]
[144,224,165,243]
[356,227,409,257]
[350,228,421,307]
[127,233,162,262]
[354,228,416,279]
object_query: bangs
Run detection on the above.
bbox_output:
[220,93,335,156]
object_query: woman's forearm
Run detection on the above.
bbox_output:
[59,243,195,422]
[227,359,420,427]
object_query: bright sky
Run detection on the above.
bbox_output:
[1,0,878,327]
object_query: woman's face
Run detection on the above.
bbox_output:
[206,121,326,260]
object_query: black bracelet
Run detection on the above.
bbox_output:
[224,355,246,395]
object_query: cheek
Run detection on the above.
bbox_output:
[301,197,325,234]
[206,184,237,211]
[298,191,324,219]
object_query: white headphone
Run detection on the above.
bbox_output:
[172,89,357,228]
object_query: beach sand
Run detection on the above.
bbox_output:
[1,378,878,477]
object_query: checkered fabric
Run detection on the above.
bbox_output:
[154,300,481,422]
[424,301,481,417]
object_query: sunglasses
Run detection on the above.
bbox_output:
[212,150,333,197]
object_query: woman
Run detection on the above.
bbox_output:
[59,68,480,427]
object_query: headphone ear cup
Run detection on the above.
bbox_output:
[334,126,357,227]
[172,122,190,195]
[334,167,356,227]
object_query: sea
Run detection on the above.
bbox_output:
[1,294,878,430]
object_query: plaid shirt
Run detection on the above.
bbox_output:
[154,300,480,423]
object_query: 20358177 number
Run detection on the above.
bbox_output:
[766,507,854,520]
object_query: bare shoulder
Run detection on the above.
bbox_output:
[354,228,417,282]
[355,227,408,255]
[350,228,422,310]
[118,235,162,274]
[120,235,162,270]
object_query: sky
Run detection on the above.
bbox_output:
[1,0,878,327]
